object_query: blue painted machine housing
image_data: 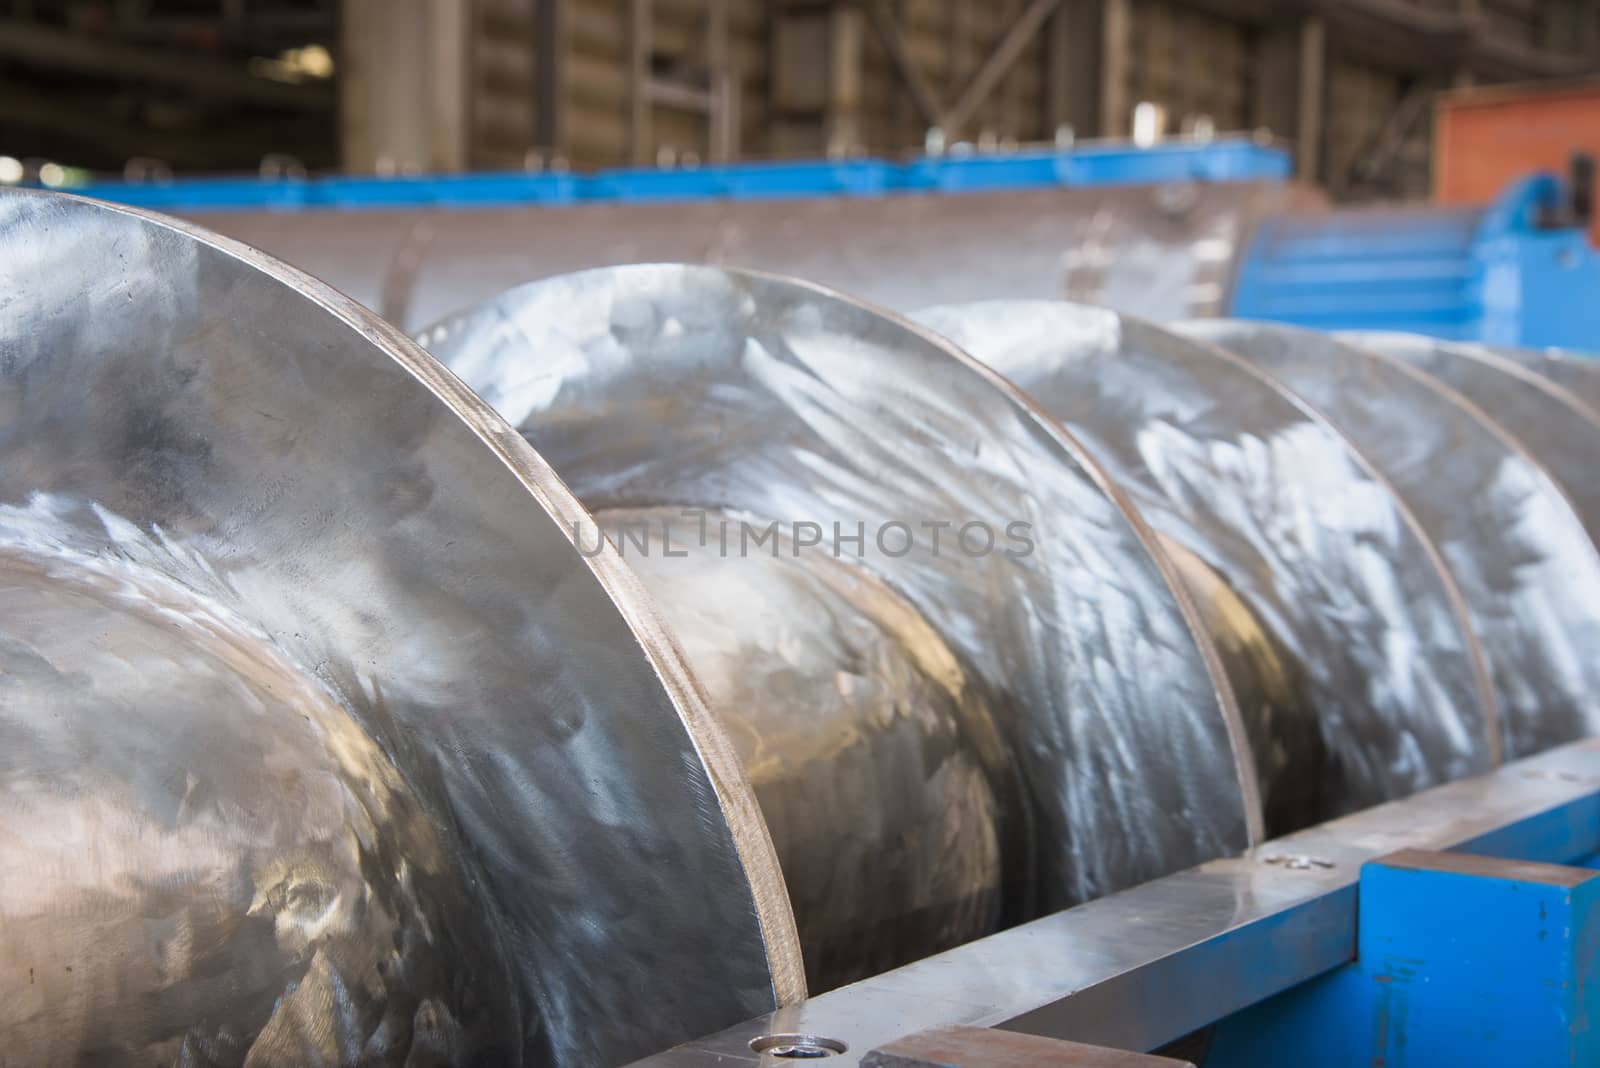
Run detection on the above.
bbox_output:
[1230,173,1600,351]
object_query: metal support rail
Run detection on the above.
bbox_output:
[630,737,1600,1065]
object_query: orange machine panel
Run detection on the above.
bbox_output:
[1435,78,1600,246]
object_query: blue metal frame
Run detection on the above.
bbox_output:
[904,138,1290,193]
[628,739,1600,1066]
[1229,172,1600,351]
[1474,175,1600,350]
[586,157,897,202]
[1207,849,1600,1066]
[54,138,1288,214]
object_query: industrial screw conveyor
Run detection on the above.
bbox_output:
[2,180,1598,1068]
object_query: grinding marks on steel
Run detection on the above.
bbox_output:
[0,189,797,1068]
[1185,320,1600,764]
[420,264,1262,993]
[1346,331,1600,556]
[921,303,1498,834]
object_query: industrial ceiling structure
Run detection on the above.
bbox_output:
[2,0,1597,198]
[0,1,338,172]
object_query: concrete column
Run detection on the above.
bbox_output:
[341,0,472,174]
[825,3,865,156]
[1100,0,1131,138]
[1252,13,1325,183]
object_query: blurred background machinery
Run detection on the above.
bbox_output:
[3,3,1598,351]
[31,129,1599,349]
[3,0,1598,191]
[3,2,1596,346]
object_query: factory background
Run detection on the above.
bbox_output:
[3,0,1598,202]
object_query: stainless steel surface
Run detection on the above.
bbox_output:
[0,190,802,1068]
[630,737,1600,1066]
[419,264,1261,992]
[1345,332,1600,551]
[1181,321,1600,762]
[194,180,1314,333]
[598,507,1006,992]
[1486,345,1600,412]
[918,303,1498,833]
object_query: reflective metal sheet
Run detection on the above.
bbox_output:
[0,190,800,1068]
[420,265,1260,990]
[194,180,1314,332]
[918,302,1497,832]
[1345,332,1600,551]
[1183,321,1600,761]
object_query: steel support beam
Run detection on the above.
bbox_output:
[1045,3,1080,137]
[1297,16,1326,182]
[1100,0,1131,138]
[865,0,943,129]
[1309,0,1597,80]
[710,67,740,163]
[532,0,568,156]
[628,0,736,164]
[705,0,737,162]
[628,738,1600,1067]
[769,1,834,155]
[942,0,1063,138]
[871,0,1062,141]
[1045,0,1111,137]
[628,0,653,164]
[826,3,867,155]
[1341,77,1432,193]
[427,0,472,173]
